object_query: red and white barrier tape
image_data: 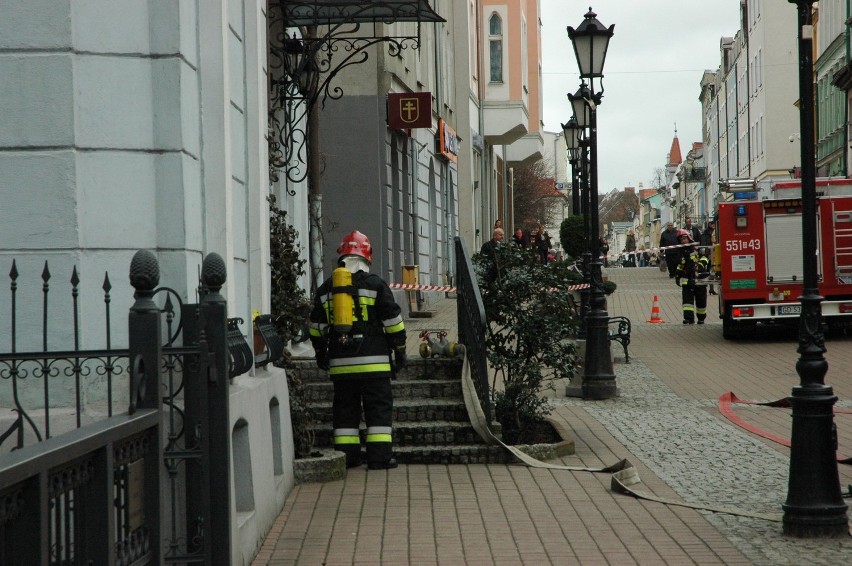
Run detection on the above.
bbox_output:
[389,283,456,292]
[388,282,591,292]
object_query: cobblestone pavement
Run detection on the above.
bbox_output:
[254,265,852,565]
[553,360,851,565]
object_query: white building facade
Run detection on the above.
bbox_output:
[1,2,289,563]
[699,1,800,208]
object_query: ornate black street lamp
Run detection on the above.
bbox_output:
[568,8,616,400]
[563,116,590,340]
[562,117,582,216]
[568,83,593,268]
[782,0,848,537]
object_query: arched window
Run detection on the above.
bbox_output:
[489,13,503,82]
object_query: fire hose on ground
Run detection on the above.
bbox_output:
[457,347,789,523]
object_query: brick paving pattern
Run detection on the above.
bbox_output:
[253,265,852,565]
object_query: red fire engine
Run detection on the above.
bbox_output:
[715,178,852,339]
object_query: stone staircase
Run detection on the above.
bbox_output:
[291,356,517,464]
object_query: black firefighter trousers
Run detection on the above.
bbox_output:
[682,284,708,323]
[332,377,394,467]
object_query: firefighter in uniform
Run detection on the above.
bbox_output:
[675,229,711,324]
[308,230,407,470]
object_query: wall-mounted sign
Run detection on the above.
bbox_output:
[436,118,458,163]
[387,92,432,129]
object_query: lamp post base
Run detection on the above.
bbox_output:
[782,385,848,538]
[582,268,618,400]
[581,377,618,400]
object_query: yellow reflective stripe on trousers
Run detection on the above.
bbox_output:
[329,363,392,375]
[366,426,392,443]
[334,428,359,445]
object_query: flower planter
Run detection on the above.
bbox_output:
[293,450,347,484]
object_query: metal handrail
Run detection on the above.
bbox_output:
[454,237,492,426]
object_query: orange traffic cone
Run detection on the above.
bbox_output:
[647,295,665,323]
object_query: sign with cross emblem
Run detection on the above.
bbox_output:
[387,92,433,129]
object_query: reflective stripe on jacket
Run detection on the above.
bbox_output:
[676,252,710,286]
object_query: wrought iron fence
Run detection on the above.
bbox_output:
[454,237,492,425]
[0,251,232,565]
[0,261,130,449]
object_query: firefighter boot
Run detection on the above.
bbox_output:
[368,458,398,470]
[365,428,396,470]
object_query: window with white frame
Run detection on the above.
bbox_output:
[489,13,503,83]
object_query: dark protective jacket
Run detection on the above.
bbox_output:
[675,251,710,286]
[659,227,679,251]
[308,270,406,379]
[479,239,501,282]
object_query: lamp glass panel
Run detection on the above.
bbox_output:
[569,94,590,128]
[590,34,611,76]
[572,37,592,77]
[562,122,580,150]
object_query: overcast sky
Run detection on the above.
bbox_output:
[541,1,744,193]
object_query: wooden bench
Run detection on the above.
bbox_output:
[608,316,631,363]
[253,314,284,368]
[227,317,254,379]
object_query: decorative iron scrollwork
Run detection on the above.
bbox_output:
[267,1,442,187]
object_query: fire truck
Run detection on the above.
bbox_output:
[714,178,852,339]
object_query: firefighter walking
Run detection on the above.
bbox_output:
[308,230,407,470]
[675,230,711,324]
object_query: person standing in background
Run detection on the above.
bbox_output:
[625,230,637,267]
[659,222,680,278]
[701,220,717,295]
[674,229,710,324]
[684,217,701,244]
[538,226,552,265]
[479,227,505,283]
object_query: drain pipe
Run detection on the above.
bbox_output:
[411,138,429,307]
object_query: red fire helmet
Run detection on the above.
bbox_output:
[337,230,372,263]
[677,229,692,242]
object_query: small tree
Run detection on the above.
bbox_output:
[474,243,582,444]
[560,215,586,261]
[268,194,315,458]
[269,195,312,346]
[512,159,563,229]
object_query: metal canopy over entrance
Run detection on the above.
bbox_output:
[268,0,444,186]
[283,0,444,27]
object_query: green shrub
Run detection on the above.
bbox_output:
[559,216,586,261]
[474,243,582,444]
[268,195,315,458]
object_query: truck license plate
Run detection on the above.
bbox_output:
[778,305,801,315]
